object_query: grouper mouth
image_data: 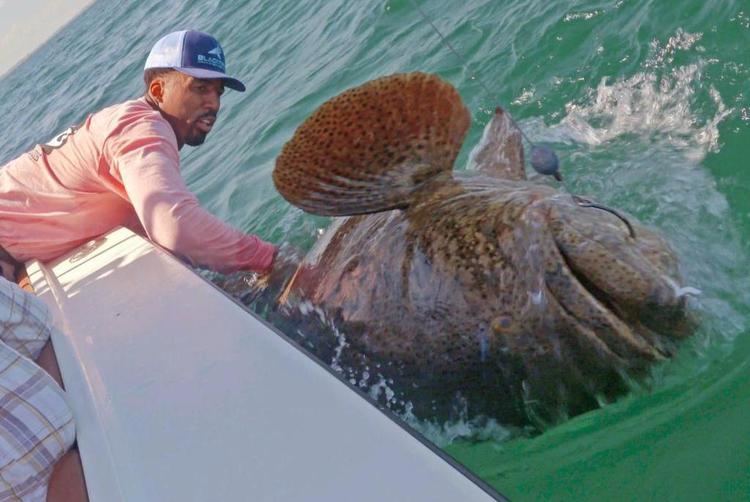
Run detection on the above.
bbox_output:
[543,198,696,364]
[557,242,672,359]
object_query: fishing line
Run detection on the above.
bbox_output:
[408,0,637,238]
[408,0,561,180]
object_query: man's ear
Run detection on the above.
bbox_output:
[148,78,165,103]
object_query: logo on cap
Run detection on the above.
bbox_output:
[197,44,225,71]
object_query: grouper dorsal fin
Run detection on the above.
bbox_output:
[273,72,471,216]
[469,107,526,181]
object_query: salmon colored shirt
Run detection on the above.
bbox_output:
[0,97,276,274]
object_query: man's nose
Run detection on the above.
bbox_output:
[205,90,221,111]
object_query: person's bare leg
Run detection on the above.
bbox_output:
[36,341,64,388]
[46,448,88,502]
[36,341,88,501]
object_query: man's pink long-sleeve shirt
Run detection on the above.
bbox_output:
[0,97,275,273]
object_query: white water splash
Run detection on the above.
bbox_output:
[368,375,397,404]
[645,28,703,69]
[400,401,514,447]
[512,87,535,106]
[518,28,733,163]
[730,10,750,29]
[540,63,731,162]
[563,10,603,22]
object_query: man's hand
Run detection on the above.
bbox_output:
[220,243,302,309]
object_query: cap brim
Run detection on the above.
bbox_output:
[175,67,246,92]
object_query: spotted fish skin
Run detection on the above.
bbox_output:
[272,73,694,426]
[284,174,689,424]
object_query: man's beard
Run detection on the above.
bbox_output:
[185,132,208,146]
[185,112,217,146]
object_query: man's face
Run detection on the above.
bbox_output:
[157,72,225,148]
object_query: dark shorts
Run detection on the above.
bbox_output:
[0,246,20,282]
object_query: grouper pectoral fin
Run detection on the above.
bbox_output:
[469,107,527,181]
[273,72,471,216]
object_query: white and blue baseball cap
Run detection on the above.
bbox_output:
[144,30,246,92]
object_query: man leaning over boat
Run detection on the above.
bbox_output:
[0,30,279,501]
[0,30,277,281]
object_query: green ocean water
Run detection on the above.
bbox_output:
[1,0,749,499]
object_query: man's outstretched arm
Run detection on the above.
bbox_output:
[111,124,277,274]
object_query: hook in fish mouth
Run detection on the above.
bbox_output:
[572,195,636,239]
